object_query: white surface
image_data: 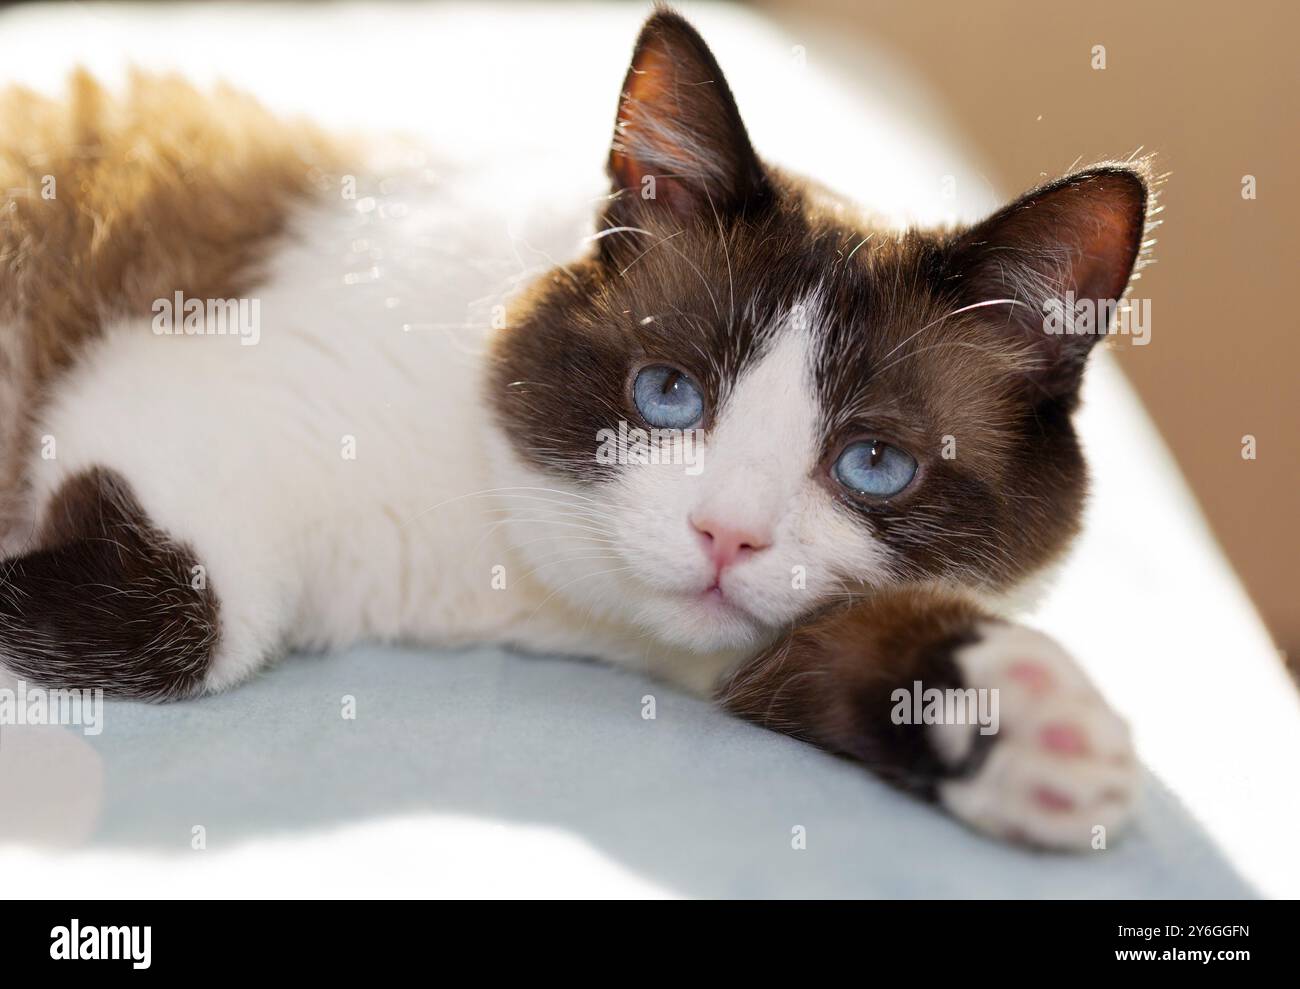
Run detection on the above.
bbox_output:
[0,0,1293,896]
[0,815,677,899]
[0,644,1252,899]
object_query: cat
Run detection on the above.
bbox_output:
[0,8,1152,850]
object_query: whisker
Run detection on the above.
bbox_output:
[527,566,634,623]
[875,297,1025,365]
[401,485,605,528]
[619,228,684,277]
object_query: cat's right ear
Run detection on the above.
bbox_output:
[945,166,1151,402]
[603,9,770,229]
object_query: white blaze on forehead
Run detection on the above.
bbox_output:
[552,291,891,657]
[694,318,820,527]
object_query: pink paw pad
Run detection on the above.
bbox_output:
[1040,723,1089,756]
[1007,661,1053,694]
[1032,786,1075,813]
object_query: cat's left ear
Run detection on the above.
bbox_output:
[605,10,770,226]
[946,166,1150,401]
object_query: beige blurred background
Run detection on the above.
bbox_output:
[760,0,1298,669]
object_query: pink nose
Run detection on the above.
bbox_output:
[691,515,771,573]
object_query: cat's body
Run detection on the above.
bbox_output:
[1,10,1152,849]
[25,164,733,693]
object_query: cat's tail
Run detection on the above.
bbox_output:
[0,467,219,700]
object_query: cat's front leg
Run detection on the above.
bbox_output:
[718,587,1140,850]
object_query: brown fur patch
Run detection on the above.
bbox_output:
[718,585,991,798]
[0,70,340,541]
[0,466,219,700]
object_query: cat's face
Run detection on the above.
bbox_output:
[487,11,1149,653]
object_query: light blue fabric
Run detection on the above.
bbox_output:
[82,645,1252,898]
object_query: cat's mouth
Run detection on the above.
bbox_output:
[694,581,759,624]
[626,571,774,651]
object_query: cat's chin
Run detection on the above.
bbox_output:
[633,589,770,653]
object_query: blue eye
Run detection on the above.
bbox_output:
[633,364,705,429]
[833,440,917,498]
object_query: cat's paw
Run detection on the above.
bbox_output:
[932,623,1139,851]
